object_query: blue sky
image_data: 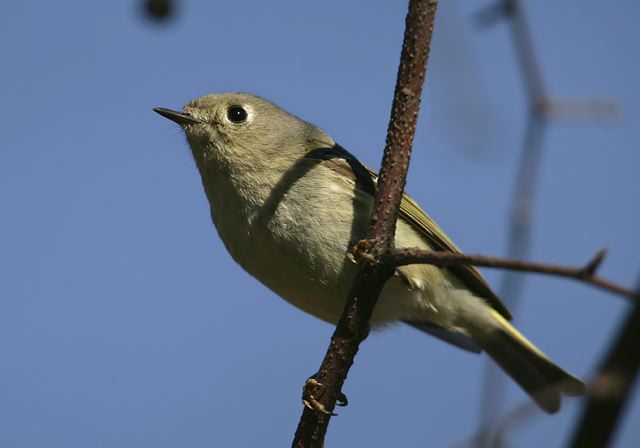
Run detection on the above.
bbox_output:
[1,1,639,446]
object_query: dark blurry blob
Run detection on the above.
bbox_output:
[142,0,175,22]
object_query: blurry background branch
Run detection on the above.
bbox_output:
[570,276,640,447]
[292,1,438,446]
[473,1,617,443]
[448,399,538,448]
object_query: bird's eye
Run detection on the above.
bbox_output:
[227,105,248,123]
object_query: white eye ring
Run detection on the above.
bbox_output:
[226,104,253,124]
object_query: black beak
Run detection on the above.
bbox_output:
[153,107,200,126]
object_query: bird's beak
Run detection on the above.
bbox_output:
[153,107,200,126]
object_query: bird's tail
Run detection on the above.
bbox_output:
[475,309,586,413]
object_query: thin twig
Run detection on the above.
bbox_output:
[291,1,438,446]
[388,247,638,301]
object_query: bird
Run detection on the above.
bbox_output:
[154,92,585,413]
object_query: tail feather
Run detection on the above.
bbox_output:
[478,310,586,413]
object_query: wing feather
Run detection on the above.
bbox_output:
[306,144,512,320]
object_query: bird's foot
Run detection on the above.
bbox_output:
[347,239,379,264]
[302,377,348,416]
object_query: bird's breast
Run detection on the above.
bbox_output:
[201,163,364,322]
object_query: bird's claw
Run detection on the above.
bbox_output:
[347,239,379,264]
[336,391,348,407]
[303,378,333,415]
[302,378,348,416]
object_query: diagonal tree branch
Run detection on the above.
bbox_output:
[291,1,438,446]
[388,247,639,301]
[569,277,640,447]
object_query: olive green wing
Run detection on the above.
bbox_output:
[304,144,512,320]
[398,191,512,320]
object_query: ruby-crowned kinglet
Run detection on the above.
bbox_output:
[154,92,585,413]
